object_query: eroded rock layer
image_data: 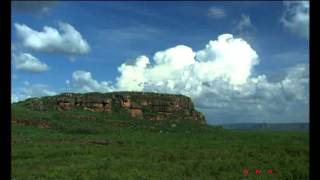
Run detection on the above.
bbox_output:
[15,92,206,124]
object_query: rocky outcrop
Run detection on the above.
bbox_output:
[15,92,206,124]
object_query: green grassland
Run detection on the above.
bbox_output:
[12,106,309,180]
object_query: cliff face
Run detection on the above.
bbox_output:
[16,92,206,124]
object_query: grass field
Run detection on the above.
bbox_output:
[11,106,309,180]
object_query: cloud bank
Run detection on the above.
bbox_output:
[116,34,259,93]
[281,1,309,39]
[13,33,308,123]
[15,22,90,55]
[65,34,308,123]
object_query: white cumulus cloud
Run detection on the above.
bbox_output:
[13,53,49,73]
[110,33,308,123]
[67,71,114,92]
[15,22,90,55]
[195,34,259,85]
[115,34,259,94]
[61,33,308,123]
[11,82,56,103]
[117,55,150,91]
[281,1,309,39]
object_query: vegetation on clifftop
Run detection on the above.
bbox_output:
[13,92,206,124]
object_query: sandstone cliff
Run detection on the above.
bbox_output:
[14,92,206,124]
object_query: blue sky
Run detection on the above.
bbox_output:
[11,1,309,124]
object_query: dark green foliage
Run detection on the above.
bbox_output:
[12,105,309,180]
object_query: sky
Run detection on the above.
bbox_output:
[11,1,309,124]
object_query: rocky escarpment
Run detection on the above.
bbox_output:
[14,92,206,124]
